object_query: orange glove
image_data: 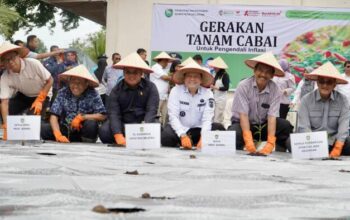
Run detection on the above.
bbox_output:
[243,130,256,153]
[53,130,70,143]
[2,124,7,140]
[259,135,276,155]
[30,90,48,115]
[181,135,192,150]
[196,137,202,149]
[330,140,344,158]
[114,133,126,145]
[70,114,84,131]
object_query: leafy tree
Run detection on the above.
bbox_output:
[37,38,47,53]
[86,28,106,62]
[0,2,22,39]
[2,0,82,40]
[69,28,106,63]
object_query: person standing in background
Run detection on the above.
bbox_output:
[209,57,230,124]
[150,51,174,126]
[273,59,296,119]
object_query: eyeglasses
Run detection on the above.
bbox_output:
[317,78,335,85]
[1,53,18,65]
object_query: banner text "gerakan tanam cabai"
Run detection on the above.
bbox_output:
[186,21,277,47]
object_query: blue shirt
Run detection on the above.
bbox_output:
[102,65,124,95]
[50,86,107,125]
[43,57,61,86]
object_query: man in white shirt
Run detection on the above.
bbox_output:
[0,42,53,140]
[150,51,174,126]
[161,61,225,149]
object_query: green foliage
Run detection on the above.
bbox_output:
[37,38,47,53]
[1,0,82,39]
[0,2,23,39]
[253,124,267,144]
[69,28,106,63]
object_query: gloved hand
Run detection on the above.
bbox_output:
[243,130,256,153]
[259,135,276,155]
[114,133,126,145]
[2,124,7,140]
[180,135,192,150]
[30,90,48,115]
[330,140,344,158]
[53,130,70,143]
[196,137,202,149]
[70,114,84,131]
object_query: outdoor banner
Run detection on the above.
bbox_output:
[151,4,350,88]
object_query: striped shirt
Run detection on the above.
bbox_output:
[231,76,282,124]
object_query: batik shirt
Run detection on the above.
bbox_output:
[50,86,106,125]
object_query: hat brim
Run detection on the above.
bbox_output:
[208,60,228,70]
[305,74,348,84]
[153,57,175,62]
[0,47,29,59]
[59,74,99,88]
[114,64,153,74]
[173,67,214,88]
[245,60,284,77]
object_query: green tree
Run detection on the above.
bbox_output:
[37,38,47,53]
[2,0,81,40]
[69,28,106,63]
[0,1,22,39]
[86,29,106,62]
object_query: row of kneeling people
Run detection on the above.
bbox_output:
[0,42,349,159]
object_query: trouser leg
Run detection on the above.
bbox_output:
[161,124,180,147]
[158,100,168,126]
[9,92,34,115]
[79,120,99,143]
[279,104,290,119]
[227,122,244,150]
[275,118,293,151]
[214,99,226,124]
[99,120,123,144]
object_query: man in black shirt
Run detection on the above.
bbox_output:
[99,53,159,145]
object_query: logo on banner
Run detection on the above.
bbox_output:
[244,10,260,16]
[165,9,173,17]
[218,10,241,16]
[262,11,282,17]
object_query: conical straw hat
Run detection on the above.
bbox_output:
[0,41,29,59]
[245,52,284,77]
[153,51,175,62]
[179,57,195,67]
[208,56,228,69]
[173,60,214,88]
[305,62,347,84]
[59,64,99,88]
[114,52,153,73]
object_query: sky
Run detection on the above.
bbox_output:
[1,16,102,50]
